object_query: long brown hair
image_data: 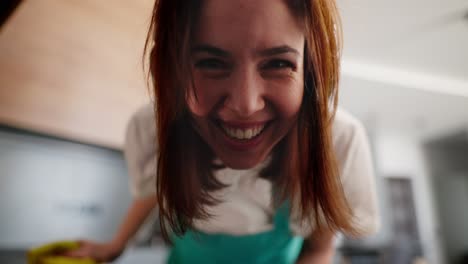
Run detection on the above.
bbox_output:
[144,0,359,242]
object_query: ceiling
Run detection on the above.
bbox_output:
[337,0,468,140]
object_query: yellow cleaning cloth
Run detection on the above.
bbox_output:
[27,241,97,264]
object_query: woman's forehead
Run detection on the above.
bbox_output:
[194,0,304,53]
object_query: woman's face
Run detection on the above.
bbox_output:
[187,0,305,169]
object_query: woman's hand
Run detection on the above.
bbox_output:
[62,240,124,263]
[58,196,157,263]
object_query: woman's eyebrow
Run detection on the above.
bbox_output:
[257,45,300,57]
[191,44,230,57]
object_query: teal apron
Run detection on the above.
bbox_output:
[167,202,304,264]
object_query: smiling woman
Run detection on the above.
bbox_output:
[138,0,378,263]
[48,1,378,262]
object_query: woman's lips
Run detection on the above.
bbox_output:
[219,120,269,129]
[214,119,271,151]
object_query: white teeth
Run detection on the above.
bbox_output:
[221,124,265,140]
[245,129,253,139]
[236,129,243,139]
[255,127,261,134]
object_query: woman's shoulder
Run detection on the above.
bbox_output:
[332,108,365,139]
[331,108,374,182]
[128,103,155,129]
[126,103,156,142]
[124,103,157,160]
[332,108,380,236]
[332,108,369,152]
[124,103,158,198]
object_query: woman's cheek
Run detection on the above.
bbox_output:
[187,75,224,117]
[267,78,304,118]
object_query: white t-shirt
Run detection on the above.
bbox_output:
[124,104,380,238]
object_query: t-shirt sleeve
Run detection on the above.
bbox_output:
[332,110,380,236]
[124,105,158,199]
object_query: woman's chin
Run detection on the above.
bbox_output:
[216,153,269,170]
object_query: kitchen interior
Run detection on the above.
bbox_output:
[1,1,467,264]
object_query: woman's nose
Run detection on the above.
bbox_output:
[223,69,265,118]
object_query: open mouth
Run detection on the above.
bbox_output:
[221,123,266,140]
[213,119,271,141]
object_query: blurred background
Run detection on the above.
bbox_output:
[0,0,467,263]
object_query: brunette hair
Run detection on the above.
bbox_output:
[144,0,359,241]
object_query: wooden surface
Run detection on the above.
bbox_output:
[0,0,154,149]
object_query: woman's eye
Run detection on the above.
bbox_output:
[263,59,296,70]
[194,58,229,70]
